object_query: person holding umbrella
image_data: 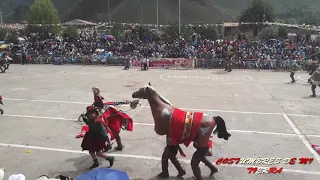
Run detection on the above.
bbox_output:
[81,106,114,169]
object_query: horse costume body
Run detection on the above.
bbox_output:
[132,83,231,180]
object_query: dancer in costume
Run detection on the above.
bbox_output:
[309,67,320,97]
[81,106,114,169]
[92,87,105,110]
[224,56,232,72]
[157,136,186,178]
[132,83,230,180]
[92,87,125,151]
[308,60,318,84]
[289,60,299,83]
[0,96,3,115]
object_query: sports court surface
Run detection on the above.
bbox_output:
[0,65,320,180]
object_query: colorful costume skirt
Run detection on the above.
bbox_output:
[81,136,109,153]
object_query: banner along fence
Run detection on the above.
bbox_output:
[132,58,194,69]
[12,55,312,71]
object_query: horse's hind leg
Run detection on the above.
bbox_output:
[0,108,3,115]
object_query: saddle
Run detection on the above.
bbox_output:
[170,108,203,147]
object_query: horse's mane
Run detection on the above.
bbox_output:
[145,86,172,106]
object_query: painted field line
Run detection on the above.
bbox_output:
[4,97,320,118]
[2,114,320,138]
[297,74,308,82]
[0,142,319,175]
[283,114,320,164]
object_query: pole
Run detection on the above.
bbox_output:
[156,0,159,33]
[108,0,111,24]
[178,0,181,35]
[0,11,3,27]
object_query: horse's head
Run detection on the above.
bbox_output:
[132,82,154,99]
[132,82,173,106]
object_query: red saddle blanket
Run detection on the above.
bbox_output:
[170,108,203,147]
[76,102,133,140]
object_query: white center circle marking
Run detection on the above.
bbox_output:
[160,72,253,85]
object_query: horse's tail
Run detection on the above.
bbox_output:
[213,116,231,140]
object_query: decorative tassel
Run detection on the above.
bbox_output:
[206,135,213,156]
[178,145,186,157]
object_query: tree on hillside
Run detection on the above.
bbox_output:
[0,28,7,41]
[239,0,274,23]
[239,0,274,36]
[26,0,61,35]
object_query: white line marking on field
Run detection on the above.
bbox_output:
[0,142,319,175]
[159,72,253,85]
[283,114,320,164]
[2,114,320,138]
[3,98,89,105]
[297,74,308,82]
[3,97,320,118]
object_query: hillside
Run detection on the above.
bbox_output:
[1,0,320,24]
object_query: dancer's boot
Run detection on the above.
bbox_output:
[170,157,186,178]
[114,134,123,151]
[202,157,219,175]
[157,147,170,178]
[89,159,99,169]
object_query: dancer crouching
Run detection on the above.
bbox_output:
[81,106,114,169]
[310,67,320,97]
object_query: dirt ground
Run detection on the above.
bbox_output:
[0,65,319,180]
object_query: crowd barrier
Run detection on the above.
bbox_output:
[10,55,312,71]
[194,59,311,71]
[131,58,194,69]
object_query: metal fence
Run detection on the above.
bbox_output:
[11,55,312,71]
[12,55,127,66]
[194,59,311,71]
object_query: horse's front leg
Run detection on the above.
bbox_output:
[0,108,3,115]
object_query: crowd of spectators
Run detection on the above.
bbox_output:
[1,31,319,64]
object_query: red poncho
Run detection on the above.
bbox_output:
[170,108,203,147]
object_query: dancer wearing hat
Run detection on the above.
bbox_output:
[91,87,125,151]
[81,106,114,169]
[92,87,105,110]
[309,67,320,97]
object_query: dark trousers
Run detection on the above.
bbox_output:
[160,145,184,174]
[290,72,295,82]
[191,146,218,180]
[22,55,28,65]
[311,84,320,96]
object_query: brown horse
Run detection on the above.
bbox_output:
[132,83,231,180]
